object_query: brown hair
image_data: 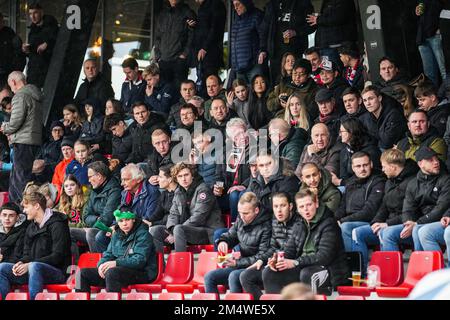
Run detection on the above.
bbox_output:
[58,175,87,215]
[170,163,197,181]
[22,192,47,211]
[295,189,318,203]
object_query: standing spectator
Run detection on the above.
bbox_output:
[0,202,29,264]
[191,0,226,97]
[22,3,58,89]
[230,0,265,84]
[258,0,314,84]
[439,0,450,98]
[120,58,146,114]
[0,71,42,203]
[0,192,71,300]
[306,0,357,67]
[338,43,367,91]
[0,12,26,86]
[74,59,115,111]
[416,0,446,87]
[154,0,196,87]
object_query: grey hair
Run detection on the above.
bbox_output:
[8,71,26,84]
[121,163,146,181]
[226,117,247,138]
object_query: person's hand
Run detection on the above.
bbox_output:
[165,234,175,244]
[190,148,199,164]
[98,261,117,279]
[441,217,450,227]
[179,54,187,60]
[267,253,278,272]
[0,254,3,262]
[283,29,296,40]
[186,19,197,28]
[226,91,235,106]
[108,158,120,172]
[400,221,416,239]
[330,172,342,187]
[12,262,29,276]
[307,144,318,155]
[63,118,71,127]
[247,260,263,270]
[258,52,267,65]
[278,93,288,108]
[32,159,45,173]
[371,222,388,235]
[306,14,318,26]
[37,42,48,54]
[213,185,223,197]
[142,219,152,227]
[224,257,236,267]
[275,258,296,271]
[198,49,207,61]
[146,85,154,97]
[308,187,319,195]
[90,144,100,152]
[227,185,246,194]
[217,242,228,254]
[149,175,159,186]
[22,43,30,54]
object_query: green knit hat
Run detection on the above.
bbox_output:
[114,209,136,221]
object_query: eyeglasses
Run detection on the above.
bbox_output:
[87,172,98,179]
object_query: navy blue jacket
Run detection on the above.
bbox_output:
[120,78,147,114]
[121,180,160,221]
[144,80,178,118]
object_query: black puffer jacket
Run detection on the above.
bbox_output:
[146,144,174,178]
[36,138,62,169]
[335,172,386,223]
[427,99,450,137]
[21,211,72,273]
[0,214,29,263]
[284,206,349,287]
[371,160,419,226]
[373,74,410,103]
[0,26,26,79]
[258,213,299,264]
[148,190,175,226]
[402,170,450,224]
[111,127,133,165]
[74,73,115,110]
[218,210,272,269]
[326,76,349,114]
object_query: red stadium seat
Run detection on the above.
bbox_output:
[336,295,366,300]
[376,251,444,298]
[64,292,90,300]
[5,292,29,300]
[0,192,8,207]
[158,292,184,300]
[338,251,404,296]
[223,214,232,228]
[126,292,152,300]
[191,293,218,300]
[224,293,253,300]
[35,292,59,300]
[315,295,327,300]
[166,251,218,293]
[95,292,121,300]
[260,294,282,300]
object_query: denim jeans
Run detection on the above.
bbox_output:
[418,34,447,86]
[418,222,450,267]
[204,267,245,295]
[229,190,245,222]
[340,221,369,252]
[0,262,66,300]
[351,224,381,272]
[379,224,422,251]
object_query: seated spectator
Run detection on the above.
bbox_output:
[76,206,157,293]
[146,164,177,227]
[120,163,159,223]
[304,47,324,85]
[226,79,251,126]
[0,133,10,191]
[204,74,227,122]
[284,93,312,133]
[268,118,308,168]
[360,85,407,150]
[379,146,450,251]
[0,192,71,300]
[339,87,367,123]
[247,152,300,217]
[317,59,349,114]
[278,52,296,85]
[295,123,342,178]
[374,56,411,103]
[0,96,12,122]
[62,104,82,141]
[37,182,58,209]
[240,192,298,300]
[70,161,121,254]
[126,102,167,164]
[103,113,132,173]
[142,63,177,118]
[105,98,124,117]
[167,80,197,129]
[32,120,64,183]
[208,98,237,136]
[65,140,93,187]
[52,137,75,198]
[79,98,105,153]
[333,118,381,187]
[267,59,319,120]
[350,149,418,272]
[178,103,208,133]
[147,129,174,186]
[299,162,341,213]
[191,132,218,189]
[338,43,367,91]
[262,189,349,295]
[120,57,146,114]
[0,202,29,264]
[58,174,88,228]
[247,74,272,130]
[336,152,386,251]
[187,96,206,119]
[415,81,450,136]
[204,192,271,295]
[397,110,447,163]
[314,88,341,142]
[417,212,450,268]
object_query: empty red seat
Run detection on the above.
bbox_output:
[224,293,253,300]
[10,284,29,292]
[5,292,29,300]
[338,251,404,296]
[35,292,59,300]
[376,251,444,298]
[65,292,90,300]
[126,292,151,300]
[95,292,121,300]
[336,295,366,300]
[158,292,184,300]
[166,251,218,293]
[260,294,282,300]
[191,293,218,300]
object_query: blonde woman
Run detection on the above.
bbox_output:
[284,93,311,132]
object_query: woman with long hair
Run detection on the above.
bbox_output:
[58,174,88,227]
[279,52,296,85]
[284,93,311,132]
[62,104,83,140]
[247,74,272,130]
[227,78,250,126]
